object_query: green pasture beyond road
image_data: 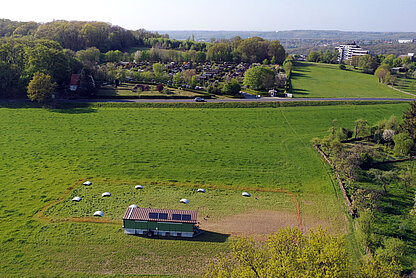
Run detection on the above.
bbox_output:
[0,103,411,276]
[291,62,416,99]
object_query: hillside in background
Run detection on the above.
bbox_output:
[288,42,416,56]
[159,30,416,55]
[159,30,416,41]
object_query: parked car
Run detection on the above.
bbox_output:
[194,97,205,102]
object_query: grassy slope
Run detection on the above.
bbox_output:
[0,104,410,276]
[393,73,416,95]
[291,62,416,99]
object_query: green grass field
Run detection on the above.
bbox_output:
[0,103,411,276]
[291,62,416,99]
[45,179,295,221]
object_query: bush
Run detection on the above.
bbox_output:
[156,84,164,92]
[393,133,413,156]
[222,79,241,96]
[207,84,222,95]
[243,65,275,90]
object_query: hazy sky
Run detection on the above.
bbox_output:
[1,0,416,32]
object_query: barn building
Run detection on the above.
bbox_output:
[123,207,199,237]
[69,74,80,92]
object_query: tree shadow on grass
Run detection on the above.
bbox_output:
[0,100,96,114]
[96,87,118,96]
[47,106,97,114]
[291,71,308,79]
[132,230,230,243]
[379,191,414,216]
[291,89,310,95]
[294,61,315,68]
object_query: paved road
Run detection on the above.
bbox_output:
[61,97,416,103]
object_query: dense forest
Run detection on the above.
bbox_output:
[0,18,165,52]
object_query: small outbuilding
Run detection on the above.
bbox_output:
[197,188,206,193]
[123,207,199,237]
[135,185,143,189]
[83,181,92,186]
[72,196,82,202]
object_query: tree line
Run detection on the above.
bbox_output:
[0,19,286,65]
[0,38,82,98]
[205,36,285,64]
[312,103,416,274]
[306,49,416,88]
[0,19,287,100]
[0,18,165,52]
[205,227,402,277]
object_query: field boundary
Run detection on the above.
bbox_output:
[34,179,302,232]
[34,178,121,225]
[0,99,411,110]
[314,145,355,217]
[388,85,416,97]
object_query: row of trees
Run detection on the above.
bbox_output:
[143,37,208,52]
[0,38,83,98]
[205,227,402,278]
[0,19,166,52]
[374,54,416,85]
[1,19,288,65]
[133,48,207,63]
[206,36,286,64]
[243,56,292,91]
[317,104,416,184]
[307,47,416,77]
[313,103,416,273]
[307,49,339,64]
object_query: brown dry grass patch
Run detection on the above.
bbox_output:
[201,209,298,238]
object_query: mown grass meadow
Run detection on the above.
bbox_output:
[291,62,416,99]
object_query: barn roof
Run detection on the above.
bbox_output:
[123,207,198,224]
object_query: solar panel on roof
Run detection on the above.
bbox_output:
[159,213,168,220]
[149,212,158,219]
[172,214,182,220]
[182,214,192,221]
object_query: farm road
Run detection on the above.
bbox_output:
[62,97,416,103]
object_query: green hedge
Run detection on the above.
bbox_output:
[0,100,407,110]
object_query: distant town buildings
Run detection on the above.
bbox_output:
[398,53,415,62]
[335,42,369,62]
[398,39,415,44]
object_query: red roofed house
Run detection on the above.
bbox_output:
[123,206,199,237]
[69,74,80,92]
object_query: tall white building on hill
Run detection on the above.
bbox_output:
[335,43,369,63]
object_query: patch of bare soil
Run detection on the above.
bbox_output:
[300,213,349,235]
[200,210,298,237]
